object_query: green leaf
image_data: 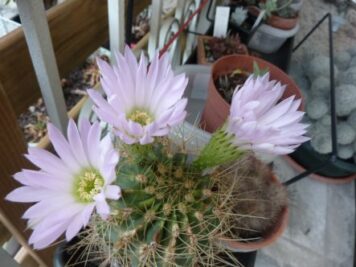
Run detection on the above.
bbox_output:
[253,61,269,77]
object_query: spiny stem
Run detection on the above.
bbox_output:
[191,127,245,170]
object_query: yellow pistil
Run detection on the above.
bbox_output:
[127,109,153,126]
[73,169,104,203]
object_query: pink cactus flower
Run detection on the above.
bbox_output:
[88,47,188,145]
[227,73,309,155]
[6,119,120,249]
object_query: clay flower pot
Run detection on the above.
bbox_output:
[248,6,298,30]
[197,35,248,65]
[219,174,288,252]
[201,54,303,133]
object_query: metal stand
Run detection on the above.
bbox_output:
[283,13,338,186]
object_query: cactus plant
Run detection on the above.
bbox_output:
[6,48,309,267]
[63,140,286,266]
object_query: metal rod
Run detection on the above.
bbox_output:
[206,0,214,23]
[292,13,329,52]
[125,0,134,45]
[286,13,340,185]
[283,161,331,186]
[159,0,209,57]
[328,14,338,156]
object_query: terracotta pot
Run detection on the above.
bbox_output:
[248,6,298,30]
[201,54,303,133]
[197,35,248,65]
[219,174,288,252]
[284,155,356,184]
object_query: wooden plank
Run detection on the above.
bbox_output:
[17,0,68,133]
[108,0,125,58]
[0,0,109,116]
[14,247,40,267]
[148,0,163,60]
[0,83,53,266]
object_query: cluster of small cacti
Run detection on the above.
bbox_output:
[65,139,286,267]
[290,49,356,163]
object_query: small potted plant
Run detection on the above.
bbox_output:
[201,54,303,133]
[197,34,248,65]
[249,0,299,30]
[6,47,309,266]
[247,0,301,53]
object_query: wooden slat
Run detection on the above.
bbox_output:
[14,247,40,267]
[0,0,109,116]
[0,83,53,266]
[0,0,151,117]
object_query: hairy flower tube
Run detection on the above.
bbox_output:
[6,119,121,249]
[194,73,309,170]
[88,46,188,145]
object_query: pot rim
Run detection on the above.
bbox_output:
[284,155,356,184]
[210,54,304,110]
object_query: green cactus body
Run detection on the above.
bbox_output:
[71,138,287,267]
[89,142,229,267]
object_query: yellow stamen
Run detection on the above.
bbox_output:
[127,109,153,126]
[73,169,104,203]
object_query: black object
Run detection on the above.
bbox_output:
[125,0,134,45]
[249,36,294,73]
[229,16,259,44]
[234,251,257,267]
[10,14,21,24]
[289,142,356,178]
[53,239,98,267]
[54,239,257,267]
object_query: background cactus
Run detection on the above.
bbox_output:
[291,51,356,163]
[64,138,287,267]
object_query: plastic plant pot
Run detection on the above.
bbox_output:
[248,22,300,54]
[290,0,303,12]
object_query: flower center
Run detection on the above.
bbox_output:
[127,109,153,126]
[73,169,104,203]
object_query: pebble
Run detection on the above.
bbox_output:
[335,51,351,70]
[338,145,354,159]
[337,122,356,145]
[335,84,356,117]
[311,132,332,154]
[306,97,328,120]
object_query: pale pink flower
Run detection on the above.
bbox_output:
[227,73,309,155]
[6,119,120,249]
[88,46,188,145]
